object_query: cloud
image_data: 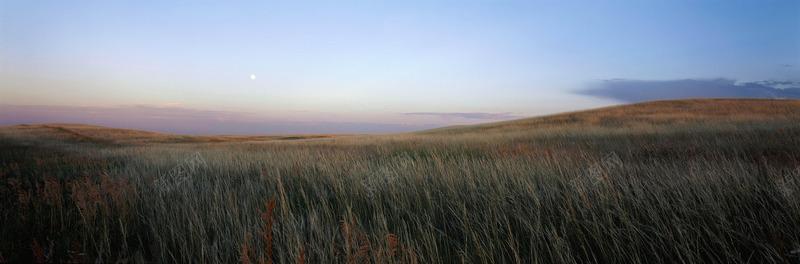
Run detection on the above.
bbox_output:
[402,112,521,120]
[0,104,439,135]
[576,78,800,102]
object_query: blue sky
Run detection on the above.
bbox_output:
[1,1,798,134]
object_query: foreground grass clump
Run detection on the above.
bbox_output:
[0,99,799,263]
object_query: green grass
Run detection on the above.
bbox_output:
[1,99,799,263]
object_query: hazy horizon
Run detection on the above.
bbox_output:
[2,1,799,134]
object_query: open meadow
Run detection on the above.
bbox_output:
[1,99,799,263]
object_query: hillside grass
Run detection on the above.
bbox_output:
[1,99,799,263]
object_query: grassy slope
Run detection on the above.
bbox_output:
[1,98,799,263]
[5,98,798,140]
[421,98,800,134]
[0,123,360,144]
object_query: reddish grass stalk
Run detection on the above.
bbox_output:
[297,246,306,264]
[32,239,44,263]
[39,176,64,230]
[239,233,254,264]
[258,197,276,264]
[385,234,399,257]
[239,245,251,264]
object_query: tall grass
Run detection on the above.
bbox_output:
[1,104,799,262]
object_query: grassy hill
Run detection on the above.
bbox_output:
[0,123,180,143]
[1,98,799,263]
[422,98,800,134]
[0,123,359,144]
[3,98,797,141]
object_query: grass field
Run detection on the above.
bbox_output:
[1,98,799,263]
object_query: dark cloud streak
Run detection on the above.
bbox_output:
[402,112,521,120]
[577,78,800,102]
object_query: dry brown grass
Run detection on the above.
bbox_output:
[1,98,799,263]
[424,98,800,135]
[0,123,361,145]
[240,197,277,264]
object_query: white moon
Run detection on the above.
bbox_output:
[250,74,256,80]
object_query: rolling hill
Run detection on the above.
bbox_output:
[1,98,799,263]
[0,123,358,144]
[421,98,800,135]
[3,99,798,141]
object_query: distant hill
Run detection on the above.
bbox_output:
[0,123,351,144]
[418,98,800,135]
[0,123,192,144]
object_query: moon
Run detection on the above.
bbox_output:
[250,74,256,80]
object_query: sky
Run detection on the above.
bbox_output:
[1,1,799,134]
